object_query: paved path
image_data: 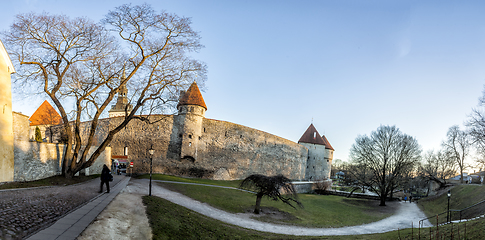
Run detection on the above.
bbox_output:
[128,178,433,236]
[0,175,125,240]
[26,176,130,240]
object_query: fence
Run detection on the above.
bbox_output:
[417,199,485,239]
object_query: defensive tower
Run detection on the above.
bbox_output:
[298,124,334,180]
[175,81,207,161]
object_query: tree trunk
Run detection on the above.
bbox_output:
[254,193,263,214]
[379,196,386,206]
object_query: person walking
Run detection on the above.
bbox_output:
[99,164,111,193]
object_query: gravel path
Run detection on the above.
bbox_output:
[0,175,124,240]
[128,178,433,236]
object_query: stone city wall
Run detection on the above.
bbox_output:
[12,112,111,181]
[197,118,308,180]
[106,115,308,180]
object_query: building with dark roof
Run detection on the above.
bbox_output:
[298,124,334,180]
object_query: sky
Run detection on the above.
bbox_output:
[2,0,485,164]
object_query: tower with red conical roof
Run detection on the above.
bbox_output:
[175,81,207,161]
[298,123,334,180]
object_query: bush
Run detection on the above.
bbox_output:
[35,126,43,142]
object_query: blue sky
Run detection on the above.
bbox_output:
[2,0,485,163]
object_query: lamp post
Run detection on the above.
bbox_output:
[148,145,155,196]
[447,190,451,223]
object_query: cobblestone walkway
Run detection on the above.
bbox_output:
[0,175,124,240]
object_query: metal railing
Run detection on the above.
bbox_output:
[416,198,485,239]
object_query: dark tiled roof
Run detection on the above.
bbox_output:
[177,82,207,110]
[29,100,63,126]
[298,124,326,146]
[322,135,334,150]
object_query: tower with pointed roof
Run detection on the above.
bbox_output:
[298,123,334,180]
[175,81,207,161]
[109,70,132,118]
[0,38,15,182]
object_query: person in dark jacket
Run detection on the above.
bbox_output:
[99,164,111,193]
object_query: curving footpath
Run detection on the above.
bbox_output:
[127,178,433,236]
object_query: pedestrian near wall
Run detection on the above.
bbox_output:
[99,164,111,193]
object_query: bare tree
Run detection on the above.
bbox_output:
[3,4,206,178]
[442,125,471,183]
[239,174,303,214]
[349,125,421,206]
[419,149,456,189]
[467,87,485,169]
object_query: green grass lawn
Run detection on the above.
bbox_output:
[0,174,100,190]
[139,174,394,228]
[417,185,485,218]
[143,195,485,240]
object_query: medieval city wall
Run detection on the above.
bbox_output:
[13,112,111,181]
[105,115,308,180]
[197,118,308,180]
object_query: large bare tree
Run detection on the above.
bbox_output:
[3,4,207,178]
[418,149,456,189]
[349,125,421,206]
[442,125,471,183]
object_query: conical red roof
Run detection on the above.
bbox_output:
[298,124,326,146]
[177,82,207,110]
[29,100,63,126]
[322,135,334,150]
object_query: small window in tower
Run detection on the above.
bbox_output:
[179,134,182,138]
[124,146,128,156]
[199,136,201,140]
[327,159,329,162]
[313,166,315,169]
[189,142,192,147]
[188,134,192,139]
[204,128,206,133]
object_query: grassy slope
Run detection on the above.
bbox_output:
[417,185,485,218]
[0,174,100,190]
[143,195,485,240]
[139,174,393,227]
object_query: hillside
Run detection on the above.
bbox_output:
[417,184,485,221]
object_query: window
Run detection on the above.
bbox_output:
[189,142,192,147]
[188,134,192,139]
[124,146,128,156]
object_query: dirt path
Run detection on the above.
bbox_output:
[120,178,432,236]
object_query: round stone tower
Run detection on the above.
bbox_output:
[175,81,207,161]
